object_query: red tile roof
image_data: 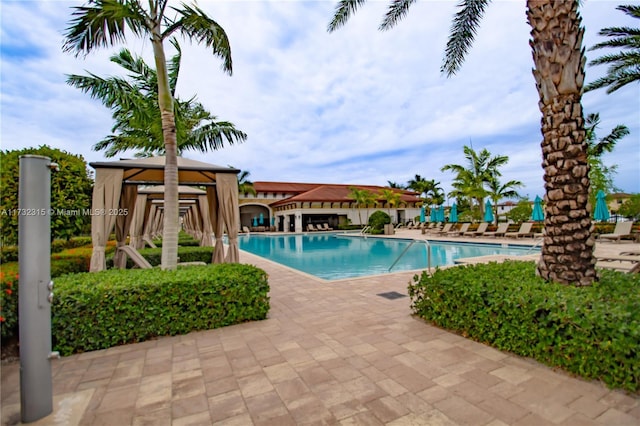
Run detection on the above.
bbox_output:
[257,182,420,207]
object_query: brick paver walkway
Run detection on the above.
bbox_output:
[2,240,639,425]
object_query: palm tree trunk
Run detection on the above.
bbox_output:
[151,34,179,270]
[527,0,596,285]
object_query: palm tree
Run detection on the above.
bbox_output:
[379,188,403,221]
[329,1,598,285]
[67,44,246,158]
[441,145,507,215]
[64,0,234,270]
[585,4,640,94]
[237,170,257,196]
[387,180,405,189]
[406,175,443,206]
[486,177,523,225]
[348,186,377,226]
[585,113,629,207]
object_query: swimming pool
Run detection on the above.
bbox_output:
[238,233,537,280]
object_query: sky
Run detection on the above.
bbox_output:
[1,0,638,202]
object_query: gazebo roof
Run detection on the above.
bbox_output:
[139,185,207,199]
[89,156,239,186]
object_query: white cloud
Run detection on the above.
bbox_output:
[1,0,638,199]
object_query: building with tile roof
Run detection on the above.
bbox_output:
[239,181,423,232]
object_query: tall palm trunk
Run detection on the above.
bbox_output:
[527,0,596,285]
[151,29,179,270]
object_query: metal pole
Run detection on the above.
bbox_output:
[18,155,58,423]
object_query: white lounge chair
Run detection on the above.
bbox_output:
[597,221,634,243]
[505,222,534,238]
[483,223,509,238]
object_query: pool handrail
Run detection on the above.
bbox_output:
[388,239,431,273]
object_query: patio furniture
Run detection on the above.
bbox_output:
[505,222,534,238]
[597,221,634,242]
[483,223,510,238]
[446,223,470,237]
[596,252,640,273]
[117,245,152,269]
[322,223,334,231]
[464,222,489,237]
[431,223,454,236]
[307,224,318,232]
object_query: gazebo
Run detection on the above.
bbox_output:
[88,156,240,271]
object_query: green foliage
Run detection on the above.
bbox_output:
[368,210,390,233]
[1,236,93,263]
[408,261,640,392]
[52,264,270,355]
[0,146,93,245]
[107,246,215,268]
[506,200,533,223]
[618,194,640,220]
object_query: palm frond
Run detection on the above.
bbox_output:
[328,0,368,32]
[63,0,148,56]
[441,0,490,77]
[168,38,182,96]
[165,3,232,75]
[379,0,417,31]
[183,121,247,153]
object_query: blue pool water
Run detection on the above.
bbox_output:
[238,233,537,280]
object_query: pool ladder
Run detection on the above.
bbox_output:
[388,239,431,273]
[360,226,371,236]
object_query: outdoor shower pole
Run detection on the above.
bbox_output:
[18,155,58,423]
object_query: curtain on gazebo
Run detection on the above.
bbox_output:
[216,173,240,263]
[207,187,225,263]
[198,195,213,247]
[129,193,148,249]
[90,168,124,272]
[113,185,138,268]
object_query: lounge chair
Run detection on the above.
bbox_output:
[483,223,510,238]
[596,252,640,273]
[446,223,470,237]
[242,226,251,234]
[322,223,334,231]
[307,224,318,232]
[505,222,534,238]
[464,222,489,237]
[430,223,454,236]
[597,221,634,243]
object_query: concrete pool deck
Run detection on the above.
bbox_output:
[2,236,639,425]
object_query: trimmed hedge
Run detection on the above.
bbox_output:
[408,261,640,392]
[105,246,215,268]
[52,263,269,356]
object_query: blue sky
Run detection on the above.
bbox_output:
[1,0,638,202]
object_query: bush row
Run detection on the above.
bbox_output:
[52,263,269,356]
[0,244,215,338]
[0,236,93,263]
[408,261,640,392]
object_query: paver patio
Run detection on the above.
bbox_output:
[2,237,639,425]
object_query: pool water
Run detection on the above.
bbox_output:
[238,233,537,280]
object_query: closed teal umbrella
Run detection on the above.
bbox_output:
[450,203,458,223]
[531,196,544,222]
[259,213,264,225]
[420,206,426,223]
[593,190,610,222]
[430,206,436,222]
[438,205,446,222]
[484,200,494,223]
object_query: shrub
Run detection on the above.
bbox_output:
[368,210,390,234]
[52,264,270,356]
[106,246,215,268]
[408,261,640,392]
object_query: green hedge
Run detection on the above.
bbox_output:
[52,263,269,356]
[0,236,93,263]
[408,261,640,392]
[105,246,215,268]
